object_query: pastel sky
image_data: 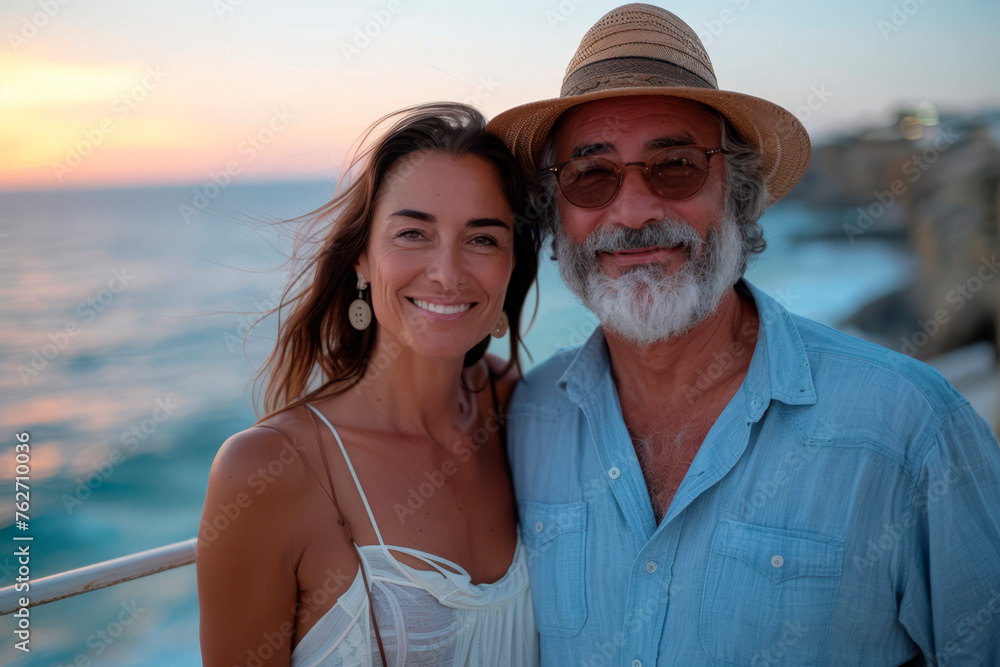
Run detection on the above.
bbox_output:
[2,0,998,190]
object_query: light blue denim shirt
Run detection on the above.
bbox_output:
[507,280,1000,667]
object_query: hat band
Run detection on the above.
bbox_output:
[561,56,717,97]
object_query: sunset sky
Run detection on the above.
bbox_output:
[2,0,998,190]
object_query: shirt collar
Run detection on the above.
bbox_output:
[556,279,817,411]
[742,280,817,407]
[556,319,612,404]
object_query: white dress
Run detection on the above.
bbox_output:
[289,405,539,667]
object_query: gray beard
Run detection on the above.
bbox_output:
[554,214,745,346]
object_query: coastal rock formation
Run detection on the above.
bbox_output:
[792,110,1000,362]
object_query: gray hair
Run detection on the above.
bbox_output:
[533,109,771,276]
[718,113,770,274]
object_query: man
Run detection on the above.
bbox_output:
[487,4,1000,666]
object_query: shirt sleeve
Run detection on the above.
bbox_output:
[898,401,1000,665]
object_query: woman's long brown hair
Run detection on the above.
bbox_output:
[251,102,541,421]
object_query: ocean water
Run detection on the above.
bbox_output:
[0,181,918,665]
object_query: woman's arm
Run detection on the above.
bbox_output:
[196,426,306,666]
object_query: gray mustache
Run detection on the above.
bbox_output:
[584,220,703,254]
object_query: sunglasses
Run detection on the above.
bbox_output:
[542,146,729,209]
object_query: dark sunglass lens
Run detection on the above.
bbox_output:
[650,148,710,199]
[561,158,618,208]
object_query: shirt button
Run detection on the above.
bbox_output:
[771,554,784,568]
[645,561,657,574]
[534,521,543,533]
[608,466,621,480]
[632,660,642,667]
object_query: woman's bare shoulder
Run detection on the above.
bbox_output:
[208,405,317,498]
[198,407,321,665]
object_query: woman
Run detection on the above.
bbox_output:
[196,103,541,666]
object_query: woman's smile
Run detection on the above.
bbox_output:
[408,297,476,317]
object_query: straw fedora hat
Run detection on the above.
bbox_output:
[486,3,811,201]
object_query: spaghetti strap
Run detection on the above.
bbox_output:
[302,405,390,667]
[305,403,386,546]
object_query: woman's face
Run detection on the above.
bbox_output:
[356,151,516,361]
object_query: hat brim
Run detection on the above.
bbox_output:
[486,86,811,202]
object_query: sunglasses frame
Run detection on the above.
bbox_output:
[542,146,730,209]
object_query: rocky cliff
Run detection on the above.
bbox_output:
[789,109,1000,362]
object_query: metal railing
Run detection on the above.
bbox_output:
[0,537,197,616]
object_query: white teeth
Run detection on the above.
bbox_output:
[413,299,471,315]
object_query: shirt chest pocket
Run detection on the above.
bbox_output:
[519,501,588,637]
[702,519,844,666]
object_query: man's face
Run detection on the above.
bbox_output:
[550,95,745,345]
[553,95,728,275]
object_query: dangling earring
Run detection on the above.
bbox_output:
[491,312,509,339]
[349,273,372,330]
